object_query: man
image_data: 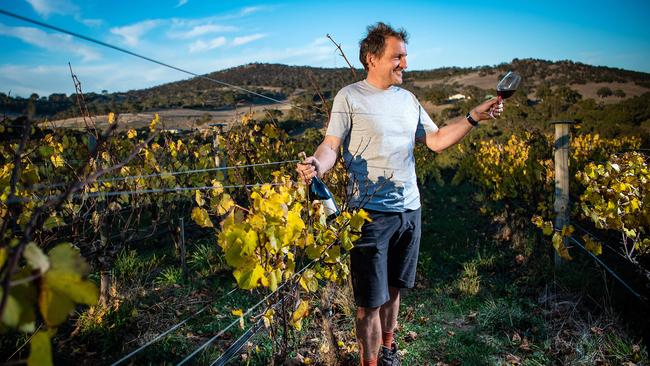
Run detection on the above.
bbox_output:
[297,22,502,366]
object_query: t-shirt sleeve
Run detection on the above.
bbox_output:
[325,90,351,139]
[415,100,438,138]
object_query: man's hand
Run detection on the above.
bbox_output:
[470,97,504,121]
[296,136,341,184]
[296,154,321,184]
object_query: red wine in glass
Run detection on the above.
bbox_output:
[497,89,516,99]
[489,71,521,118]
[496,71,522,102]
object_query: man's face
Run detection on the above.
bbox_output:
[367,36,408,86]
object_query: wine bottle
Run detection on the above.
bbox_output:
[309,176,340,218]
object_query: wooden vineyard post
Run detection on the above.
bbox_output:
[551,121,574,268]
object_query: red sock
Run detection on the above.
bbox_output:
[382,331,394,348]
[362,358,378,366]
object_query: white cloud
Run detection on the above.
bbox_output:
[24,0,78,18]
[189,36,227,53]
[110,20,162,46]
[231,33,267,47]
[24,0,101,27]
[168,24,237,39]
[240,6,266,16]
[0,23,100,62]
[176,0,188,7]
[216,5,272,20]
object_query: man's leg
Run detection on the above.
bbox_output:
[379,286,400,347]
[356,306,381,364]
[349,211,399,365]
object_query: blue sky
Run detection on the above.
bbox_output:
[1,0,649,97]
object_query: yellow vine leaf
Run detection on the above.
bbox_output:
[210,180,223,196]
[263,124,278,138]
[268,269,280,291]
[39,244,98,327]
[191,207,213,228]
[1,293,21,327]
[583,235,602,256]
[350,209,371,232]
[27,330,52,366]
[127,129,137,139]
[150,113,159,131]
[46,272,100,305]
[263,309,274,328]
[107,112,115,125]
[48,243,90,276]
[195,190,205,207]
[552,233,572,260]
[233,263,264,290]
[561,225,574,237]
[39,283,75,327]
[290,300,309,331]
[241,113,252,125]
[299,269,318,293]
[216,194,234,216]
[50,155,64,168]
[283,209,305,246]
[231,308,245,329]
[224,228,257,268]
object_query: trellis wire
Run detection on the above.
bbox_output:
[31,159,300,191]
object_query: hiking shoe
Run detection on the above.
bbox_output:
[378,342,400,366]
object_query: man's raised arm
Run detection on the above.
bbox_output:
[424,97,502,153]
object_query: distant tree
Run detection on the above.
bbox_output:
[48,93,67,103]
[556,86,582,105]
[614,89,626,98]
[597,86,613,98]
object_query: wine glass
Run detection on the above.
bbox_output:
[490,71,522,118]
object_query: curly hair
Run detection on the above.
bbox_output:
[359,22,409,71]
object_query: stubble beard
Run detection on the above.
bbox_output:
[392,68,403,85]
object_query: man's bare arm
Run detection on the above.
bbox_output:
[296,135,342,183]
[424,113,475,153]
[424,98,501,153]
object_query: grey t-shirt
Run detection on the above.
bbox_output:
[326,79,438,212]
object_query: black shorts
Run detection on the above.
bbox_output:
[349,208,421,308]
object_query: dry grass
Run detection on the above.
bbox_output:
[568,82,650,104]
[538,284,647,365]
[41,102,292,130]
